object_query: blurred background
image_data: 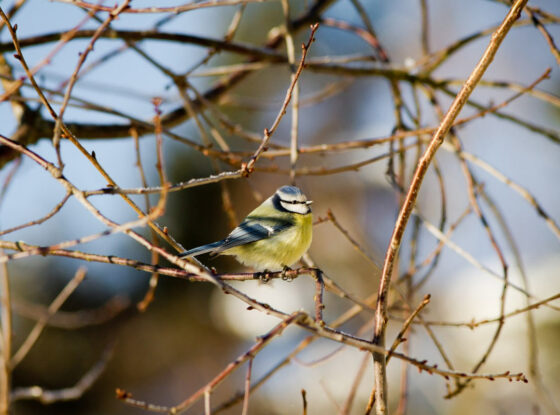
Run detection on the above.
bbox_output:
[0,0,559,413]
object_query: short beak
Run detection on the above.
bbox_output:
[306,200,313,205]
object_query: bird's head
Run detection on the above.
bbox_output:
[273,185,312,215]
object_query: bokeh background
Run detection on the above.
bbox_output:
[0,0,559,414]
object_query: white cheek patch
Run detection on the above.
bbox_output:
[280,201,309,214]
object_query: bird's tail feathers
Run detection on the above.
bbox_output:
[179,241,223,257]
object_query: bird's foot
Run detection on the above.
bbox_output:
[257,270,271,283]
[281,266,293,281]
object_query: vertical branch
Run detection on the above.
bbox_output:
[282,0,301,184]
[0,142,20,414]
[204,389,211,415]
[136,96,169,311]
[371,2,527,413]
[241,359,252,415]
[346,0,407,193]
[301,389,308,415]
[419,0,430,55]
[131,127,159,312]
[366,294,431,415]
[312,269,325,324]
[0,249,11,415]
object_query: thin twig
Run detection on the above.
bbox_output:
[242,23,318,176]
[56,0,276,14]
[12,343,114,404]
[119,312,306,414]
[0,191,71,237]
[11,295,130,329]
[241,359,252,415]
[10,267,87,368]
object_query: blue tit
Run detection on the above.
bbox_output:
[180,185,313,271]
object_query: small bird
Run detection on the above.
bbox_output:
[180,185,313,271]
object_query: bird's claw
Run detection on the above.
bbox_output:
[257,270,271,283]
[281,266,293,281]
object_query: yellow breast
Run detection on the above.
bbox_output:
[225,212,312,270]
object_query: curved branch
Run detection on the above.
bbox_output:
[371,1,528,413]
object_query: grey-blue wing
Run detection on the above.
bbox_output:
[215,218,292,253]
[179,240,223,257]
